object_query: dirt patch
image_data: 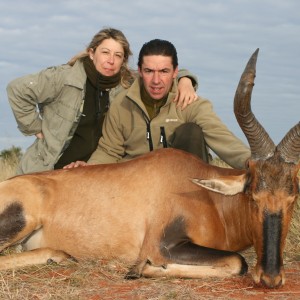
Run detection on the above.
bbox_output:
[1,258,300,299]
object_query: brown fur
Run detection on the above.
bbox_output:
[0,150,247,272]
[0,148,298,289]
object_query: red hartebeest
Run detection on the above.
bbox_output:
[0,49,299,288]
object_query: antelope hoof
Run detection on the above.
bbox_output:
[47,258,58,265]
[124,270,141,280]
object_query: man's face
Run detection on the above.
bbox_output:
[138,55,178,100]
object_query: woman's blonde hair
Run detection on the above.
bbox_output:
[68,27,134,88]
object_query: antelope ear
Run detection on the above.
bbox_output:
[191,174,246,195]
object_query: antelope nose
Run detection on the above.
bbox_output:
[261,272,284,288]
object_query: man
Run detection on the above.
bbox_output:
[68,39,250,169]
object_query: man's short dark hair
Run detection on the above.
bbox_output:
[138,39,178,69]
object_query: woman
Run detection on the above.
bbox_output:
[7,27,198,174]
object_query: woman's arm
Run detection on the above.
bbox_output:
[6,66,61,136]
[176,69,199,109]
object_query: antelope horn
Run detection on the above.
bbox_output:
[277,122,300,164]
[234,48,276,160]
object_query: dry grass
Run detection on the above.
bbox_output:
[0,255,299,299]
[0,259,211,299]
[0,156,299,299]
[0,156,18,182]
[286,198,300,256]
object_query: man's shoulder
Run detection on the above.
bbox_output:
[184,95,213,110]
[112,79,140,104]
[109,88,134,114]
[113,87,128,103]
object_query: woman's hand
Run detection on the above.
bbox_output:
[174,77,198,110]
[35,132,44,139]
[63,161,88,169]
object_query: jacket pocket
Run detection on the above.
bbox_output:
[19,138,53,173]
[36,138,53,165]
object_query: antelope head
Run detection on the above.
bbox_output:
[195,49,300,288]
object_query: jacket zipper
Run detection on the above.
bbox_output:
[132,100,168,152]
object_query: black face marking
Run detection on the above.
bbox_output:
[262,210,282,276]
[0,202,26,246]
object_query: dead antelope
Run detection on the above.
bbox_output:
[0,49,299,288]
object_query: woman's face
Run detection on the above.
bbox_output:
[89,38,125,76]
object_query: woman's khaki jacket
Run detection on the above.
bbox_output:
[7,60,197,174]
[89,78,250,169]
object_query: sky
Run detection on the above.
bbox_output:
[0,0,299,153]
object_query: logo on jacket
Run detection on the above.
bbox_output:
[165,118,178,123]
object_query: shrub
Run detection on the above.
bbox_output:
[0,146,22,181]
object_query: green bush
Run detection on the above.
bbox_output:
[0,146,22,161]
[0,146,22,181]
